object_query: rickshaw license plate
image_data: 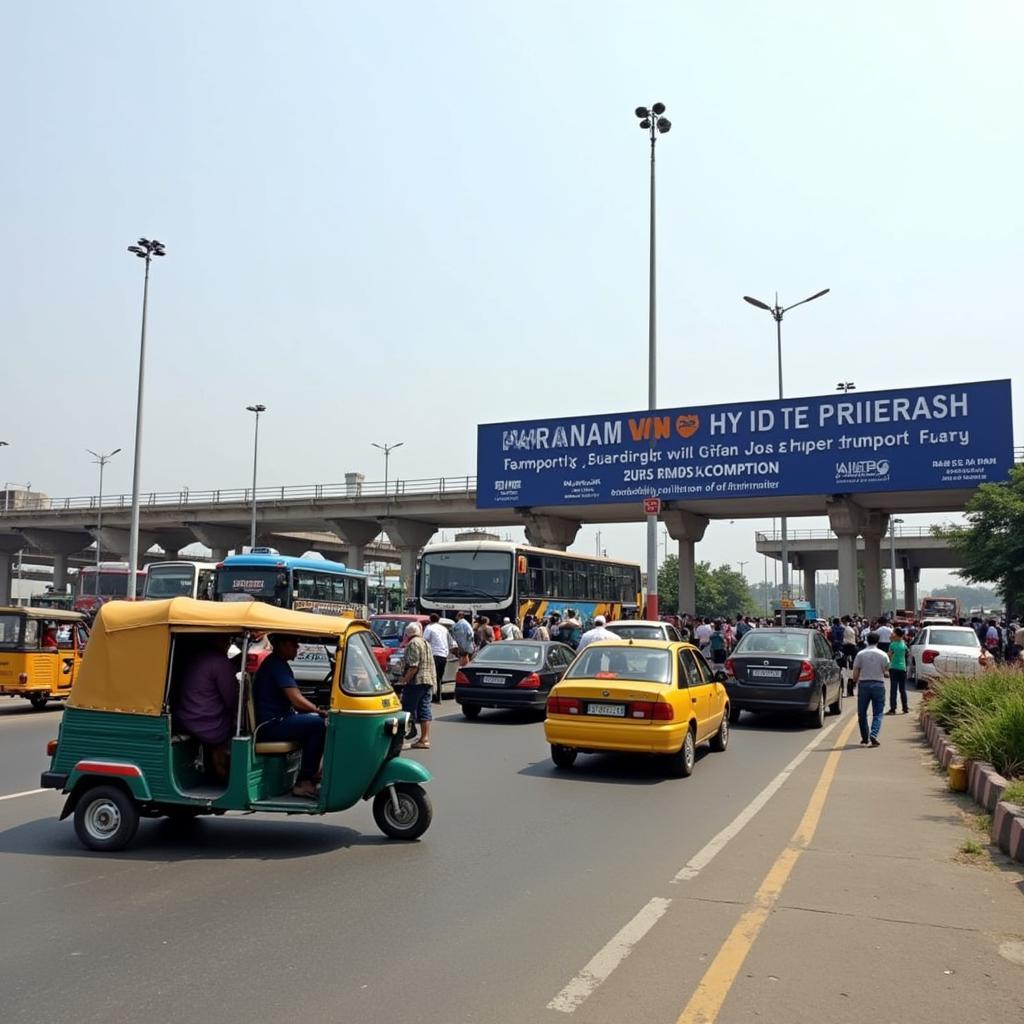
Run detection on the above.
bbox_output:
[481,675,507,686]
[587,703,625,717]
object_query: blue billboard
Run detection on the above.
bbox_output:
[476,379,1014,509]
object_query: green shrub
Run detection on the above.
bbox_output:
[1003,779,1024,805]
[949,691,1024,779]
[928,669,1024,731]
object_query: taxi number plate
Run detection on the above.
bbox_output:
[480,675,507,686]
[587,703,625,717]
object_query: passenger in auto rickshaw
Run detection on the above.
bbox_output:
[172,634,238,782]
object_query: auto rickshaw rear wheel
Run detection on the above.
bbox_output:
[28,693,50,710]
[372,783,432,841]
[73,784,140,852]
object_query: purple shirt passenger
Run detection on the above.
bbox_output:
[174,649,239,745]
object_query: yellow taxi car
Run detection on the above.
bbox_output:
[544,639,729,776]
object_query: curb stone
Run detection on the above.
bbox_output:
[920,709,1024,865]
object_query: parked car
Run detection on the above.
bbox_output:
[603,619,684,642]
[455,640,576,718]
[544,640,729,777]
[908,624,990,689]
[724,627,843,728]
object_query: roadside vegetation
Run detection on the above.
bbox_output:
[927,668,1024,779]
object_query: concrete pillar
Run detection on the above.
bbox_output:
[861,511,888,620]
[803,569,817,610]
[662,510,709,616]
[210,548,228,562]
[53,553,69,591]
[521,513,581,551]
[826,497,867,617]
[92,527,159,557]
[380,518,436,604]
[0,552,11,605]
[903,565,920,613]
[329,519,381,572]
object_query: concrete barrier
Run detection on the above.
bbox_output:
[920,710,1024,865]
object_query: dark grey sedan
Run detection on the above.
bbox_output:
[455,640,577,719]
[724,627,843,728]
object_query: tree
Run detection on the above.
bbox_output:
[936,465,1024,615]
[657,557,758,617]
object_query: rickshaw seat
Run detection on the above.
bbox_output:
[254,739,302,755]
[245,679,302,755]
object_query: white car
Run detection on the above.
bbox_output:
[603,619,686,642]
[908,624,991,688]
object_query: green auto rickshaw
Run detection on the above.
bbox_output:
[41,597,431,851]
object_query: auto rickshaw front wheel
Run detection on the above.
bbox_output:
[73,784,140,852]
[372,783,432,841]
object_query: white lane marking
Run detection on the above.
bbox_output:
[0,788,46,801]
[547,897,672,1014]
[672,716,842,882]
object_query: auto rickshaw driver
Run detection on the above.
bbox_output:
[253,633,327,798]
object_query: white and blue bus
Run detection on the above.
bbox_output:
[214,551,369,619]
[416,540,641,629]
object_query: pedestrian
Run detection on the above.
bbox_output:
[532,617,551,641]
[709,621,728,665]
[693,617,712,652]
[423,613,450,704]
[875,618,893,653]
[474,616,493,651]
[886,626,909,714]
[577,614,617,650]
[735,615,752,641]
[559,609,583,649]
[452,610,475,667]
[501,616,523,640]
[851,631,890,747]
[399,622,436,749]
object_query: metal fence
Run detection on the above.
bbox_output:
[0,475,480,515]
[756,525,946,542]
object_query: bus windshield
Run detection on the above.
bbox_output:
[144,564,196,599]
[216,568,289,605]
[420,550,512,603]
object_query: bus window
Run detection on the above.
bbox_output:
[350,576,366,605]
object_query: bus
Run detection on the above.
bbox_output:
[415,540,641,627]
[74,563,146,614]
[772,599,818,626]
[214,551,369,618]
[920,596,960,622]
[143,560,218,601]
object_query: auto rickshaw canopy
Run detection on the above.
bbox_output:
[0,606,88,624]
[69,597,365,716]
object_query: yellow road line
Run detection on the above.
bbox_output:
[677,712,860,1024]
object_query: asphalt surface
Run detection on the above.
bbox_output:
[1,691,1021,1024]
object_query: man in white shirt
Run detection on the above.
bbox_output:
[500,617,523,640]
[577,615,618,650]
[693,618,713,650]
[852,631,890,747]
[422,614,451,704]
[875,620,893,652]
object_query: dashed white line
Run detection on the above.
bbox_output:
[0,788,47,801]
[673,716,842,882]
[547,715,846,1013]
[547,897,672,1013]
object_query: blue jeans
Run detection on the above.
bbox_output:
[889,669,908,712]
[257,713,326,781]
[857,681,886,741]
[402,684,433,722]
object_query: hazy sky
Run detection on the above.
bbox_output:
[4,2,1022,592]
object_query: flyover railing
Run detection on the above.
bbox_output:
[756,525,946,542]
[0,475,479,515]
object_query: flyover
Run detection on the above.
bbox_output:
[2,448,1021,610]
[756,523,962,616]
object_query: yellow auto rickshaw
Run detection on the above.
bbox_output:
[0,606,89,709]
[42,598,432,851]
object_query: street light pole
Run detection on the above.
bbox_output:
[125,237,166,598]
[889,516,904,617]
[372,441,404,498]
[635,102,671,620]
[87,448,121,594]
[743,288,830,600]
[245,404,266,548]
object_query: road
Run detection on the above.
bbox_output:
[1,694,1021,1024]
